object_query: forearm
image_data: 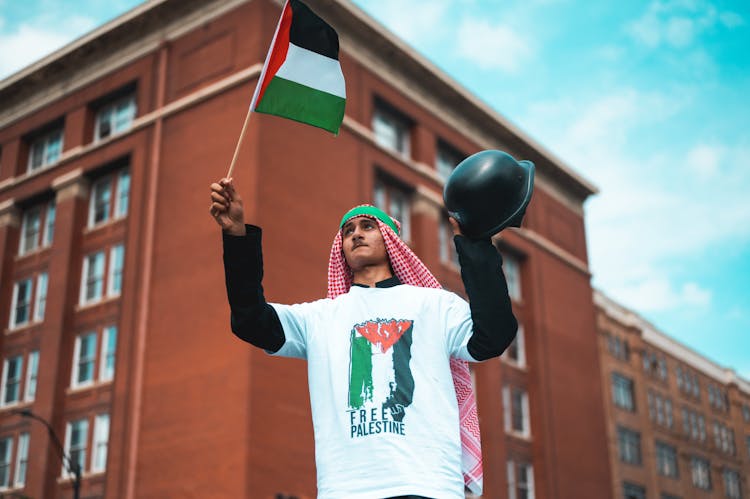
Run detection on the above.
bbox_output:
[223,225,285,352]
[455,236,518,361]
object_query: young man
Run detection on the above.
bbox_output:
[210,177,517,499]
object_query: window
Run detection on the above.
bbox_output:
[436,141,464,181]
[13,433,29,488]
[606,333,630,361]
[18,200,55,256]
[24,351,39,402]
[64,419,88,477]
[71,326,117,389]
[506,460,534,499]
[648,391,674,428]
[94,93,136,141]
[682,406,706,442]
[502,253,521,301]
[503,325,526,367]
[108,245,125,296]
[9,279,32,329]
[438,216,460,267]
[708,383,729,412]
[661,494,681,499]
[742,404,750,422]
[0,436,11,489]
[723,469,741,499]
[503,386,530,437]
[27,127,63,173]
[34,272,48,322]
[623,482,646,499]
[99,326,118,382]
[91,414,110,472]
[617,427,641,465]
[0,356,23,407]
[656,441,679,478]
[713,421,736,455]
[372,103,411,157]
[747,436,750,459]
[691,456,711,490]
[81,251,105,304]
[373,178,411,242]
[72,332,97,388]
[88,168,130,227]
[612,373,635,411]
[81,245,124,305]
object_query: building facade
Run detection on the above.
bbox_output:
[0,0,611,497]
[596,290,750,499]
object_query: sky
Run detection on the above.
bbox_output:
[1,0,748,378]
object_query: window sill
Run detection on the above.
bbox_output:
[5,319,44,335]
[76,294,120,312]
[58,470,106,483]
[501,358,528,371]
[0,400,33,413]
[84,215,127,235]
[15,244,52,261]
[506,431,532,441]
[67,379,113,395]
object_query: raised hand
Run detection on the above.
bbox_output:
[209,177,246,236]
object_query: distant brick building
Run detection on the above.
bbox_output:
[595,290,750,499]
[0,0,611,497]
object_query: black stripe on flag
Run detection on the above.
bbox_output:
[289,0,340,60]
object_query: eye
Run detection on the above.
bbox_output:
[343,227,354,236]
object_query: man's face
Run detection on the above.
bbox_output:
[341,216,389,272]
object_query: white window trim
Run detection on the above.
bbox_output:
[18,207,41,256]
[503,385,531,438]
[63,419,88,478]
[0,356,23,408]
[43,201,56,246]
[13,432,29,488]
[503,325,526,368]
[9,279,32,330]
[70,333,97,390]
[99,327,116,382]
[107,245,124,297]
[88,176,111,228]
[91,414,110,473]
[94,95,136,143]
[0,436,12,489]
[372,107,411,158]
[33,272,48,322]
[506,460,516,499]
[27,129,63,173]
[519,463,535,499]
[80,252,105,306]
[113,169,130,219]
[23,351,39,403]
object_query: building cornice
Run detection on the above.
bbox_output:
[594,289,750,394]
[0,0,597,210]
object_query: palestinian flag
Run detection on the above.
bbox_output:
[250,0,346,134]
[349,319,415,421]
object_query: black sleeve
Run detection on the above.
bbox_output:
[454,236,518,361]
[222,225,286,352]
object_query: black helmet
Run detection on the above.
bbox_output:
[443,150,535,239]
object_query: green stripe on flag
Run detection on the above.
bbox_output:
[349,333,373,409]
[255,76,346,134]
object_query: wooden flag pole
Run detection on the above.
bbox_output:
[226,108,253,179]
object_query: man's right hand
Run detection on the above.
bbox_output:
[209,177,246,236]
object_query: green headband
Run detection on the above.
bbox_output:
[339,205,399,235]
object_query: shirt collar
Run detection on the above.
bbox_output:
[352,275,401,289]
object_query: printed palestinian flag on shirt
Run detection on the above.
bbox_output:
[251,0,346,134]
[349,319,415,422]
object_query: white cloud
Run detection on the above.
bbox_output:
[0,15,97,79]
[456,17,534,72]
[626,0,742,49]
[686,143,723,178]
[610,278,712,311]
[358,0,450,46]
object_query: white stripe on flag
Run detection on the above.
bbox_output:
[275,42,346,98]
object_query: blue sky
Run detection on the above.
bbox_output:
[1,0,748,378]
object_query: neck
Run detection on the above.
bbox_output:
[352,264,393,288]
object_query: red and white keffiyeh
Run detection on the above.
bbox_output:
[327,207,483,495]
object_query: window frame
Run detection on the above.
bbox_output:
[23,351,39,403]
[612,372,635,412]
[63,419,88,478]
[71,332,98,389]
[9,278,33,329]
[13,432,29,488]
[107,244,125,297]
[27,127,64,173]
[617,426,642,465]
[94,93,137,142]
[502,253,522,302]
[99,326,117,382]
[503,324,526,368]
[0,356,23,408]
[372,104,411,158]
[690,456,712,490]
[656,441,679,478]
[503,385,531,438]
[33,272,48,322]
[80,250,106,305]
[91,413,110,473]
[0,436,12,490]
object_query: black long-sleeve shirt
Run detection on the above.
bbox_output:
[222,225,517,361]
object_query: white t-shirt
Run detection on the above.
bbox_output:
[270,284,477,499]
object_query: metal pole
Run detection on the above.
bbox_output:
[11,408,80,499]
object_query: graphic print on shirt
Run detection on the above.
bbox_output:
[348,318,414,438]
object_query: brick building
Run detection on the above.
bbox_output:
[595,290,750,499]
[0,0,611,497]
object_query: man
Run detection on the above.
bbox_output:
[210,177,517,499]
